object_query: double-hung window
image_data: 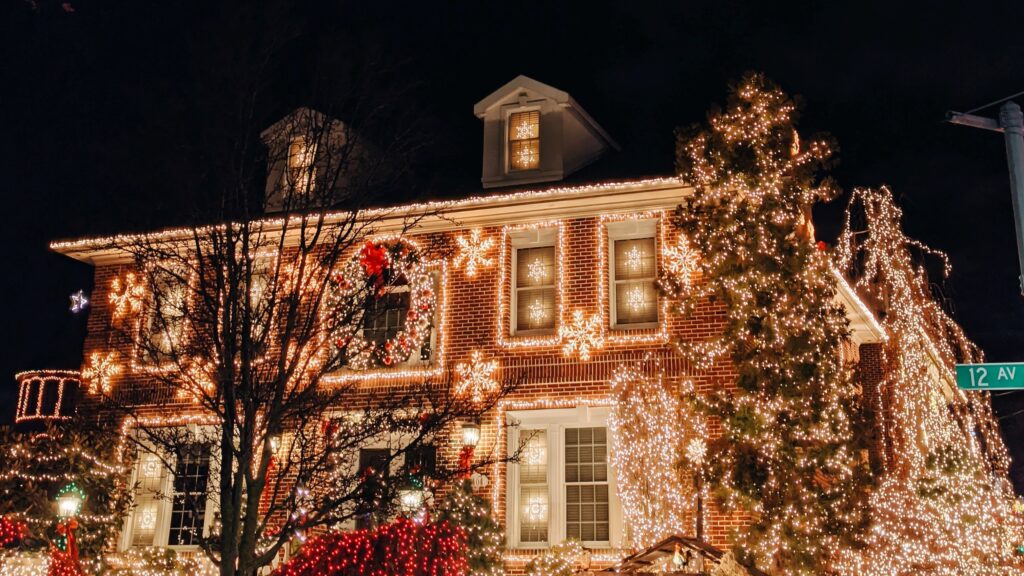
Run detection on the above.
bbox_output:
[121,441,215,550]
[286,136,317,193]
[508,110,540,171]
[511,228,557,335]
[607,220,659,328]
[507,407,622,549]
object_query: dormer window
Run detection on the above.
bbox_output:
[286,136,316,193]
[508,110,540,171]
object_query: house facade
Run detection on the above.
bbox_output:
[18,76,898,574]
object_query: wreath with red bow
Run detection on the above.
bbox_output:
[328,240,436,369]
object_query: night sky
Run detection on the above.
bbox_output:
[3,0,1024,484]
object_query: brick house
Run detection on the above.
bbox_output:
[18,75,904,573]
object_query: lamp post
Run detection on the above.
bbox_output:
[55,483,86,569]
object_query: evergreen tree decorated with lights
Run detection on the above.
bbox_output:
[667,73,871,574]
[0,424,128,560]
[436,479,504,576]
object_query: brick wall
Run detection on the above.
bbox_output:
[75,213,852,567]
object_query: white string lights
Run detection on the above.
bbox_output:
[82,351,122,395]
[607,361,697,548]
[14,370,79,423]
[496,220,566,348]
[832,187,1024,575]
[454,350,500,405]
[558,309,604,362]
[453,228,495,278]
[109,272,146,320]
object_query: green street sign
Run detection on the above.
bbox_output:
[956,363,1024,390]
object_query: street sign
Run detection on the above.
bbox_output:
[956,363,1024,390]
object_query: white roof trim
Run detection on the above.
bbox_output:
[473,75,570,117]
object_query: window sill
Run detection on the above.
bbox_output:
[610,321,660,331]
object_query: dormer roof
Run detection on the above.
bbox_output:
[475,75,619,189]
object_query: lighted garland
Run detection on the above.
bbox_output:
[327,240,436,369]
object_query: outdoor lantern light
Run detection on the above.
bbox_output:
[461,421,481,447]
[56,483,85,519]
[398,487,425,514]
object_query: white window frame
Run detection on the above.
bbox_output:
[503,106,542,174]
[505,406,623,550]
[119,430,219,552]
[607,219,659,330]
[510,228,557,336]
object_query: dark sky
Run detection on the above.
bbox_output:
[3,0,1024,482]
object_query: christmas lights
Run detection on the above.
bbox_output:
[558,310,604,362]
[81,351,122,395]
[668,73,870,573]
[69,290,89,313]
[596,212,671,345]
[495,220,566,348]
[607,362,697,548]
[14,370,78,423]
[453,228,495,278]
[831,187,1024,575]
[454,351,500,405]
[109,272,147,320]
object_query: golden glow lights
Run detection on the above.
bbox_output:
[453,228,494,278]
[608,362,697,548]
[558,309,604,362]
[109,272,146,320]
[496,220,566,348]
[15,370,79,423]
[833,187,1024,575]
[82,351,121,395]
[454,351,499,405]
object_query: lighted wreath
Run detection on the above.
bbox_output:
[328,239,436,369]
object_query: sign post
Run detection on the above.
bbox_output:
[956,363,1024,390]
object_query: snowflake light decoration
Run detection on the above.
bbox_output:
[559,309,605,362]
[626,285,646,312]
[624,245,644,272]
[109,272,146,320]
[527,258,547,284]
[69,290,89,313]
[528,299,547,324]
[662,234,699,288]
[82,351,122,394]
[452,228,494,278]
[454,350,500,404]
[685,438,707,465]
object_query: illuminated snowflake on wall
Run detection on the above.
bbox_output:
[109,272,146,320]
[454,350,499,404]
[662,234,699,288]
[453,228,495,278]
[82,351,122,394]
[559,309,605,362]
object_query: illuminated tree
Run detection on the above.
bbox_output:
[833,186,1024,575]
[667,73,871,574]
[0,424,128,559]
[436,479,504,576]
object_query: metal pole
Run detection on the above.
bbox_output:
[999,101,1024,295]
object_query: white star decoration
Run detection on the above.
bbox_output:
[70,289,89,313]
[662,234,699,289]
[454,350,500,404]
[453,228,495,278]
[559,309,605,362]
